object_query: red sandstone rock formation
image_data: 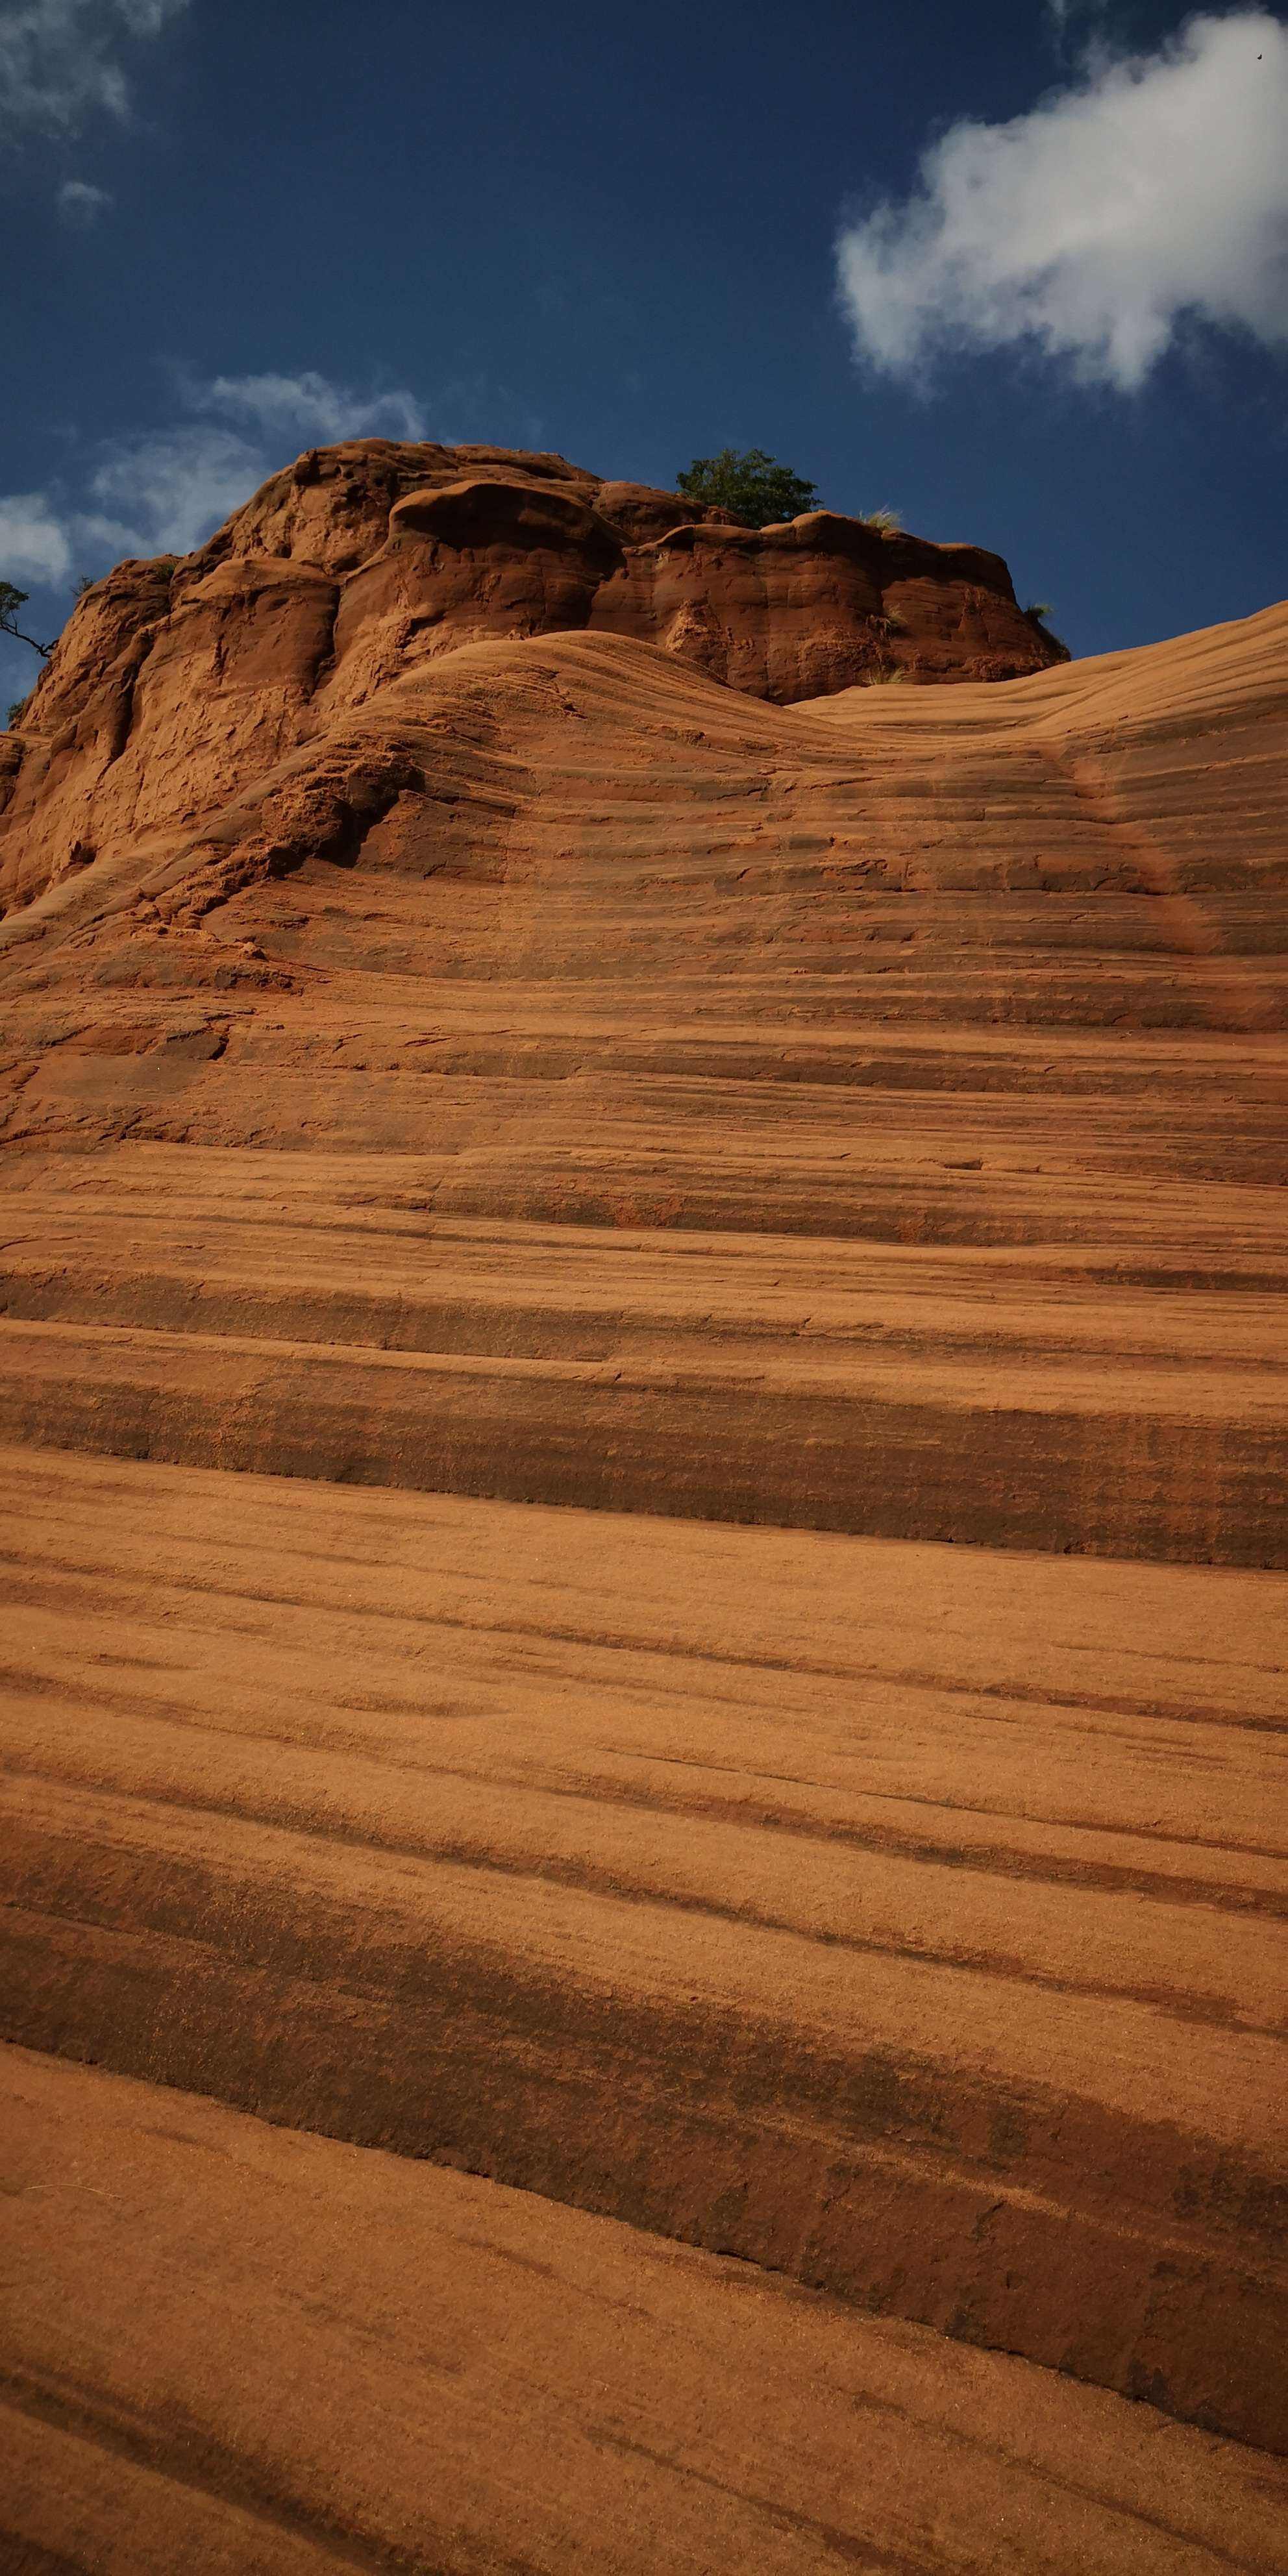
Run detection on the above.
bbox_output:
[0,440,1054,920]
[0,484,1285,2564]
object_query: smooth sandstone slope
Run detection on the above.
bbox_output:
[3,1441,1285,2466]
[1,604,1285,1564]
[0,438,1056,922]
[0,506,1285,2547]
[5,2046,1287,2576]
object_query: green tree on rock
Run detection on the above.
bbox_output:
[676,448,819,528]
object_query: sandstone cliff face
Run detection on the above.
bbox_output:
[0,440,1054,921]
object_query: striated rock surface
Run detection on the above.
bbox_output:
[0,556,1285,2560]
[0,439,1055,920]
[5,2045,1285,2576]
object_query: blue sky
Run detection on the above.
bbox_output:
[3,0,1286,709]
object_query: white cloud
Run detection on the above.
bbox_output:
[0,0,188,141]
[192,371,428,445]
[0,367,431,606]
[80,373,430,556]
[1044,0,1113,33]
[0,492,72,584]
[836,10,1288,390]
[116,0,186,27]
[85,422,275,556]
[57,175,113,223]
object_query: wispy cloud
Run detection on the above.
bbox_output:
[83,422,280,558]
[190,371,428,446]
[77,373,430,557]
[836,10,1288,391]
[1043,0,1111,36]
[0,365,431,631]
[0,491,73,585]
[0,0,189,142]
[56,175,113,223]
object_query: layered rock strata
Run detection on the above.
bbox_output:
[0,439,1056,921]
[0,496,1285,2558]
[3,1443,1285,2466]
[4,2045,1285,2575]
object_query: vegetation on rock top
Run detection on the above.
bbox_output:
[675,447,819,527]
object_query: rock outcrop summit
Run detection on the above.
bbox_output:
[1,440,1056,921]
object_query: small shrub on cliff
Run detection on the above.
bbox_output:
[1024,601,1072,662]
[1,580,50,660]
[858,506,902,534]
[676,448,819,528]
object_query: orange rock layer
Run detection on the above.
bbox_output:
[0,449,1285,2560]
[1,440,1056,920]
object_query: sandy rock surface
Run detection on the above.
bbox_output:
[4,2043,1286,2574]
[0,492,1285,2564]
